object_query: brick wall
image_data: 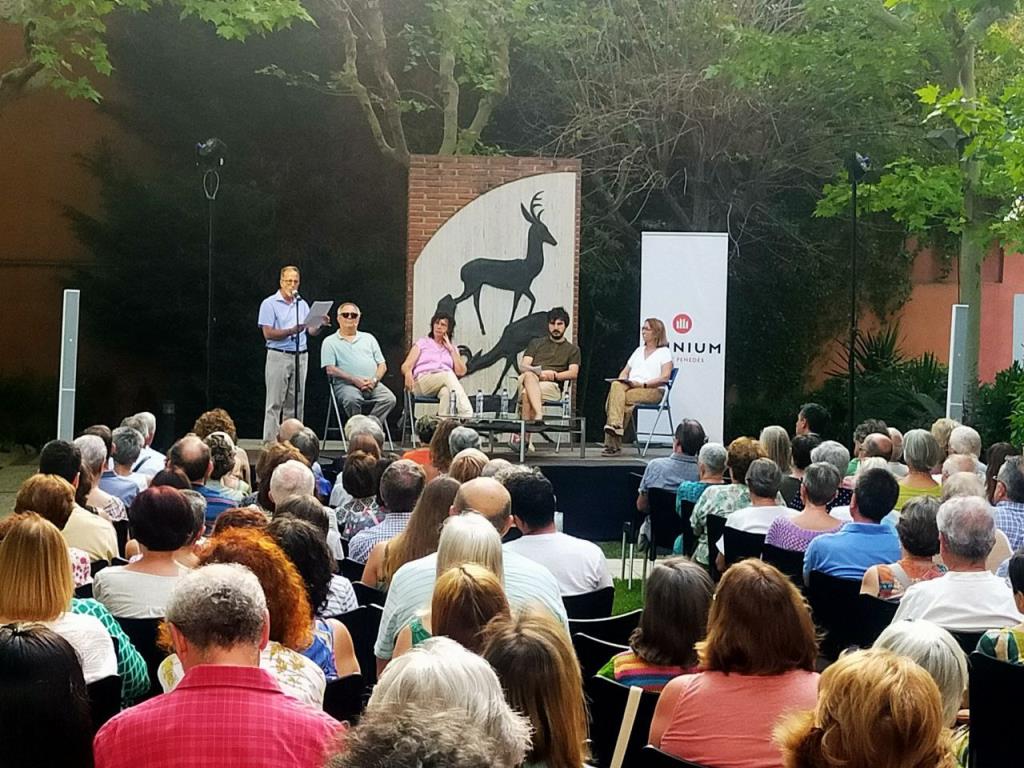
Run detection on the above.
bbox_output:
[405,154,582,344]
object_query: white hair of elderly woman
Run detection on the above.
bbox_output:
[368,636,531,768]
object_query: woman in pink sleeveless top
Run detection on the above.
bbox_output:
[400,311,473,418]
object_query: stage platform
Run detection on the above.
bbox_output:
[239,438,671,542]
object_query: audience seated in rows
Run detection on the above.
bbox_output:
[637,420,705,512]
[168,434,236,526]
[765,461,842,553]
[120,411,165,477]
[429,419,459,476]
[760,425,798,501]
[674,441,727,510]
[53,437,121,559]
[203,431,246,503]
[335,450,382,539]
[716,457,794,567]
[362,476,461,590]
[846,418,889,477]
[348,460,426,564]
[949,425,986,479]
[14,473,91,587]
[893,496,1023,631]
[776,648,955,768]
[192,407,251,491]
[95,564,342,768]
[401,415,440,480]
[977,552,1024,662]
[100,426,147,509]
[788,440,852,510]
[650,560,819,767]
[251,440,307,511]
[289,425,332,499]
[94,487,193,619]
[985,441,1019,503]
[374,478,566,668]
[270,459,344,561]
[504,469,612,596]
[0,514,117,683]
[483,608,589,768]
[861,496,947,599]
[897,429,943,510]
[993,455,1024,552]
[599,557,713,690]
[785,433,821,503]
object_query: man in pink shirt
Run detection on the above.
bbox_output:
[93,564,342,768]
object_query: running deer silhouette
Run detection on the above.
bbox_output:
[452,192,557,335]
[459,311,550,394]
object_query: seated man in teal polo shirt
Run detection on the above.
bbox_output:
[803,467,901,584]
[321,302,396,423]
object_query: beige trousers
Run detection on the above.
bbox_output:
[517,372,561,420]
[604,381,663,447]
[414,370,473,417]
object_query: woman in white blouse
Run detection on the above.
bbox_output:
[602,317,674,455]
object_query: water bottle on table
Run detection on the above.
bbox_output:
[448,389,457,417]
[500,387,509,418]
[475,388,484,415]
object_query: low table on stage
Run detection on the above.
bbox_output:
[468,416,587,462]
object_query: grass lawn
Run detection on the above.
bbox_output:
[612,579,645,614]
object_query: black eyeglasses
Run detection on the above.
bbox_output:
[339,312,360,319]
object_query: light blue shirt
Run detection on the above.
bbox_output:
[639,453,699,493]
[258,291,310,352]
[321,331,384,380]
[803,522,901,583]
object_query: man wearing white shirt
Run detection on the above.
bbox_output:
[374,477,566,672]
[714,458,795,571]
[893,496,1022,632]
[503,469,612,596]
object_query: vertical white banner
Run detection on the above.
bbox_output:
[638,233,728,443]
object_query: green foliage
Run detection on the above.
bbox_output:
[1010,376,1024,447]
[976,362,1024,446]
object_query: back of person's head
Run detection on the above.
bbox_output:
[266,516,333,617]
[505,469,556,530]
[906,428,944,472]
[198,527,311,649]
[798,402,829,434]
[38,440,82,483]
[73,434,108,475]
[776,648,952,768]
[326,705,504,768]
[697,442,727,475]
[368,637,530,768]
[896,496,941,557]
[632,557,713,668]
[204,432,237,481]
[380,460,427,512]
[255,442,308,510]
[940,471,986,502]
[168,434,211,483]
[874,620,968,727]
[269,459,315,505]
[699,559,816,675]
[790,434,822,471]
[152,467,192,490]
[431,563,509,652]
[0,514,73,622]
[415,415,440,446]
[129,486,195,552]
[745,458,782,499]
[810,440,850,477]
[802,462,841,506]
[942,454,977,481]
[948,425,982,458]
[481,609,589,768]
[429,419,459,473]
[126,411,156,441]
[166,562,267,651]
[996,455,1024,503]
[342,450,379,499]
[274,494,330,537]
[862,432,894,460]
[726,437,766,484]
[481,458,514,478]
[855,456,888,475]
[347,433,383,460]
[0,624,92,768]
[676,419,706,456]
[1010,552,1024,601]
[14,474,75,529]
[276,418,305,444]
[192,408,238,441]
[451,477,513,532]
[437,513,504,581]
[937,496,996,563]
[180,489,208,542]
[80,425,112,460]
[449,449,489,483]
[987,443,1021,502]
[888,427,905,460]
[853,418,888,445]
[289,427,320,467]
[344,414,385,447]
[758,426,792,474]
[449,426,482,455]
[853,467,899,522]
[211,506,269,536]
[382,476,463,586]
[111,426,145,468]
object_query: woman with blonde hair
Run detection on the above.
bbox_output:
[650,559,819,767]
[392,563,510,656]
[760,425,793,475]
[483,609,590,768]
[0,514,117,683]
[601,317,673,455]
[776,648,954,768]
[449,448,489,483]
[14,473,91,588]
[362,476,461,589]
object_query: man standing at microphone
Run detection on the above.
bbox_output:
[258,266,327,442]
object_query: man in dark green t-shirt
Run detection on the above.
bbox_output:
[518,306,581,423]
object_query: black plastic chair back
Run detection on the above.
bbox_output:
[114,616,165,700]
[351,581,386,607]
[323,672,366,724]
[806,571,862,660]
[951,630,984,656]
[332,604,384,687]
[854,594,898,648]
[639,746,711,768]
[339,558,365,583]
[704,514,727,574]
[722,528,765,566]
[568,610,642,647]
[676,500,697,557]
[572,633,628,680]
[113,520,130,558]
[90,560,110,578]
[585,676,659,768]
[563,587,615,619]
[75,582,94,599]
[761,543,805,586]
[87,675,122,732]
[648,488,684,561]
[969,651,1024,768]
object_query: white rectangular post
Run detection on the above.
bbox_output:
[57,289,81,441]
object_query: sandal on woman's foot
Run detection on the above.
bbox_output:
[601,446,621,457]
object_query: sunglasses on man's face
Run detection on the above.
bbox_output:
[339,312,360,319]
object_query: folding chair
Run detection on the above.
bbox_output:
[562,586,615,619]
[639,746,711,768]
[569,610,642,647]
[644,487,684,585]
[542,380,573,452]
[585,676,660,768]
[572,633,629,680]
[323,672,366,724]
[722,527,766,567]
[332,604,384,687]
[402,390,441,446]
[351,581,386,607]
[969,651,1024,767]
[323,384,394,452]
[761,543,805,587]
[634,368,678,457]
[806,571,862,660]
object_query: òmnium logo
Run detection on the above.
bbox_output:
[673,313,693,334]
